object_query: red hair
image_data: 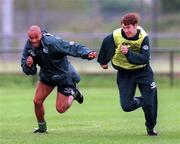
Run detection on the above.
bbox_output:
[121,13,139,26]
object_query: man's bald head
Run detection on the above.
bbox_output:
[27,25,42,48]
[28,25,41,35]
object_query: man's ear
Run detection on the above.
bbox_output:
[39,33,42,40]
[134,24,138,28]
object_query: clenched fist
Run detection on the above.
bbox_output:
[88,51,97,59]
[26,56,33,67]
[120,45,128,54]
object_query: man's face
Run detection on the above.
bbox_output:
[122,23,137,38]
[28,30,42,48]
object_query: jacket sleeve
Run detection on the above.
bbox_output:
[97,34,115,65]
[45,35,94,59]
[21,41,37,75]
[125,36,150,65]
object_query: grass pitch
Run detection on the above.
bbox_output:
[0,75,180,144]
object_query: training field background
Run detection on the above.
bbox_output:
[0,75,180,144]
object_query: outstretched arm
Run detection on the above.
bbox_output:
[45,35,97,60]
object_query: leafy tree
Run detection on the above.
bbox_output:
[100,0,141,13]
[160,0,180,13]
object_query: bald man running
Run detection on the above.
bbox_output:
[21,25,97,133]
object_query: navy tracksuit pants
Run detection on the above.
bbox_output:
[116,66,158,129]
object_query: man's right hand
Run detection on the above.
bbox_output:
[88,51,97,59]
[101,64,108,69]
[120,45,128,54]
[26,56,33,67]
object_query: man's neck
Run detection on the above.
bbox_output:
[121,29,140,40]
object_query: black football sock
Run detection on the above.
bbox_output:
[38,122,47,131]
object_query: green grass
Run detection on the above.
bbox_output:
[0,75,180,144]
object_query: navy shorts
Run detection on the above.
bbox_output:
[40,78,76,96]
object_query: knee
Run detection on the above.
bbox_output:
[121,103,132,112]
[33,98,43,107]
[56,107,65,114]
[56,105,69,114]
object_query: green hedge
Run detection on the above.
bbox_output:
[0,73,179,88]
